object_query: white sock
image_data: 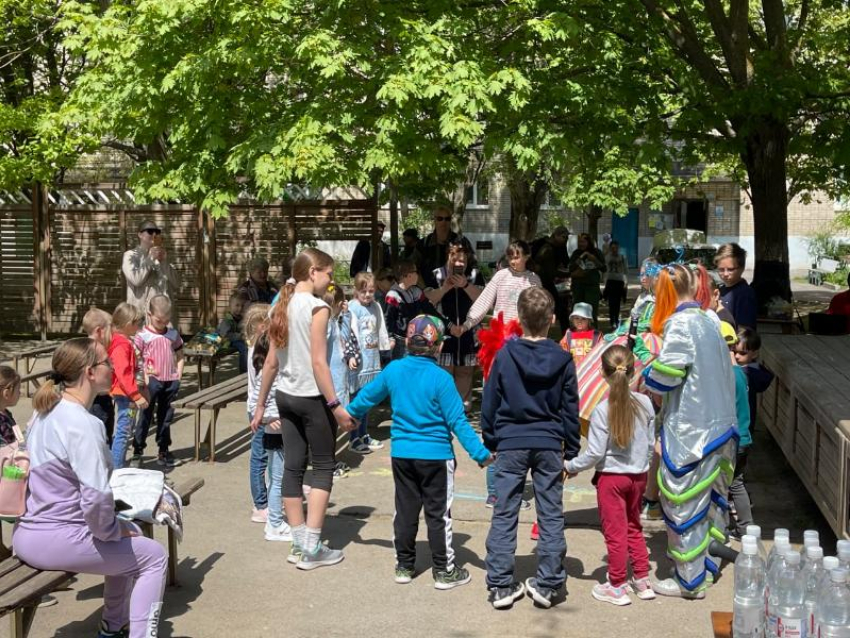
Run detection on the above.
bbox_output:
[305,526,322,552]
[292,524,306,549]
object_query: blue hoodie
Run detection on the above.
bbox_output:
[481,338,581,458]
[346,355,490,464]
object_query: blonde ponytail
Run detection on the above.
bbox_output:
[32,338,100,416]
[601,345,641,449]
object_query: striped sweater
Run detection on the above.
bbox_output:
[463,268,541,329]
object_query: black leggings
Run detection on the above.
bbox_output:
[276,391,338,496]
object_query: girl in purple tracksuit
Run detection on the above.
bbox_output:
[14,338,168,638]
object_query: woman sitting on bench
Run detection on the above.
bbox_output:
[14,338,168,638]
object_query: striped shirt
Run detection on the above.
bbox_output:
[464,268,541,329]
[134,325,183,382]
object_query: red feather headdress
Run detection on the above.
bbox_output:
[477,312,523,381]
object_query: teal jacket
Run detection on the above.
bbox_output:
[733,365,752,448]
[347,355,490,463]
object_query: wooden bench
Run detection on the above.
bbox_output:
[808,257,839,286]
[0,478,204,637]
[18,369,52,398]
[759,334,850,540]
[173,374,248,462]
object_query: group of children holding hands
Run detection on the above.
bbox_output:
[0,235,774,614]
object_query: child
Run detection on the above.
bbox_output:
[707,270,737,327]
[0,366,22,446]
[460,240,542,335]
[720,322,754,540]
[482,287,581,610]
[643,264,737,598]
[323,285,360,479]
[734,327,774,433]
[82,308,116,442]
[559,302,603,367]
[348,272,391,454]
[245,303,292,540]
[565,345,655,606]
[343,315,493,590]
[108,303,149,469]
[714,242,757,329]
[132,295,184,468]
[385,260,439,360]
[375,267,396,312]
[218,291,250,373]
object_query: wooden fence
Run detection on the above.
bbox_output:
[0,184,377,337]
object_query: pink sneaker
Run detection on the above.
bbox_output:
[591,582,632,606]
[628,577,657,600]
[251,508,268,523]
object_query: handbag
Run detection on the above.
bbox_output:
[0,424,30,519]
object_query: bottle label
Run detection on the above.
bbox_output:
[778,616,807,638]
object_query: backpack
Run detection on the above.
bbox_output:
[0,424,29,519]
[530,237,549,260]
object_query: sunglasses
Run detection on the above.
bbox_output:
[435,216,452,222]
[143,229,162,236]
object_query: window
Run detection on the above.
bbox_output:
[541,191,562,209]
[465,179,489,207]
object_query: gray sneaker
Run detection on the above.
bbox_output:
[296,544,344,571]
[490,581,525,609]
[286,545,302,565]
[434,566,472,590]
[525,577,555,608]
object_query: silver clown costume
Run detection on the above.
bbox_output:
[643,302,738,591]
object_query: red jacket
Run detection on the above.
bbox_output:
[109,333,143,402]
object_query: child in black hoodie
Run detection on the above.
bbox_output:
[481,287,581,610]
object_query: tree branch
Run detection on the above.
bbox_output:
[789,0,810,59]
[638,0,729,91]
[761,0,788,62]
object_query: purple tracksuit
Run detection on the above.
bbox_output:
[13,399,167,637]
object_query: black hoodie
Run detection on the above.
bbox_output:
[481,338,581,459]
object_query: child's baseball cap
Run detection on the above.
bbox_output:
[406,315,444,356]
[720,321,738,346]
[570,303,594,323]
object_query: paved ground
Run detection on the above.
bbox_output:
[0,278,844,637]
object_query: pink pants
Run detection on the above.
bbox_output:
[14,526,167,637]
[595,472,650,587]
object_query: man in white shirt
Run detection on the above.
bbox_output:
[122,220,180,313]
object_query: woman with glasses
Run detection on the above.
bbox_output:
[14,338,168,638]
[420,206,475,289]
[122,219,180,314]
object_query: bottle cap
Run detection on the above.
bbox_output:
[806,546,824,561]
[774,528,790,541]
[741,536,759,556]
[839,547,850,562]
[824,557,840,571]
[804,530,820,542]
[746,525,762,540]
[837,540,850,553]
[776,538,792,553]
[785,551,801,566]
[830,568,848,583]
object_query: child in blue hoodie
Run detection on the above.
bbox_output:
[482,287,581,610]
[344,315,493,591]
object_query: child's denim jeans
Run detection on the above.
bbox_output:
[267,447,285,528]
[111,396,136,469]
[248,415,268,510]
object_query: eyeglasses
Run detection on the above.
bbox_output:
[94,358,113,370]
[435,216,452,222]
[143,229,162,236]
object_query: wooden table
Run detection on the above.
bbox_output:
[711,611,732,638]
[759,334,850,540]
[8,344,58,375]
[184,347,236,389]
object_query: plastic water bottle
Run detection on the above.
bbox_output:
[748,525,770,564]
[802,536,822,574]
[838,545,850,571]
[775,551,806,638]
[815,568,850,638]
[804,530,820,546]
[815,558,842,638]
[768,541,793,637]
[769,529,791,565]
[803,546,824,636]
[734,535,767,638]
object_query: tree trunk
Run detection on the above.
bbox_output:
[741,118,791,311]
[585,205,603,240]
[388,182,399,265]
[507,174,547,241]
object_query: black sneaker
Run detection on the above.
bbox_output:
[128,454,143,469]
[490,581,525,609]
[433,566,472,590]
[525,577,555,608]
[157,451,178,467]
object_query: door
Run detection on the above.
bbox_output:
[611,208,639,268]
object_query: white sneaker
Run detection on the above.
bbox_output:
[363,436,384,450]
[264,521,293,542]
[349,441,372,454]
